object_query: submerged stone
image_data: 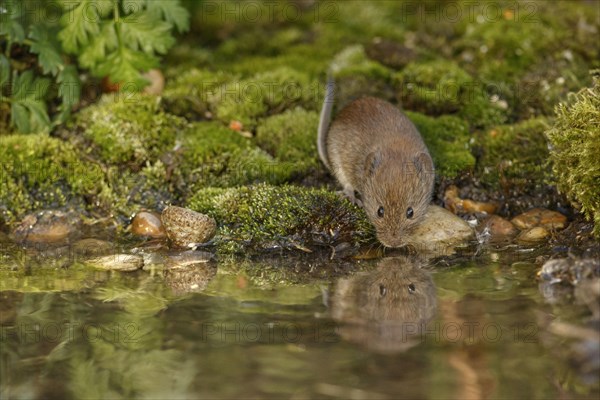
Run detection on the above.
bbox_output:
[13,210,82,245]
[539,257,600,286]
[72,238,114,258]
[86,254,144,272]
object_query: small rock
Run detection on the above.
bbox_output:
[131,211,166,238]
[444,185,497,215]
[13,210,81,245]
[365,37,417,69]
[405,205,474,255]
[516,226,549,242]
[86,254,144,272]
[539,257,600,285]
[161,206,216,248]
[72,238,114,258]
[483,215,519,238]
[511,208,567,230]
[142,69,165,95]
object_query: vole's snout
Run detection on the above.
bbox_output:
[378,231,405,248]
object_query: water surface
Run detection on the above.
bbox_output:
[1,251,598,399]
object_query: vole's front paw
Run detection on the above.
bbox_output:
[339,186,363,208]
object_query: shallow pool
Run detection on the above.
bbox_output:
[1,250,598,399]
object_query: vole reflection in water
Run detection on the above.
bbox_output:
[330,256,437,353]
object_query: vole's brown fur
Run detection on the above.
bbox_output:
[318,80,435,247]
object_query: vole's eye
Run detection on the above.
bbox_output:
[408,283,416,294]
[379,284,387,297]
[377,206,384,218]
[406,207,414,219]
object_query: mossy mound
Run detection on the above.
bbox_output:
[396,60,507,128]
[405,111,474,178]
[0,134,103,225]
[255,107,321,177]
[176,121,293,192]
[75,95,189,166]
[187,184,375,254]
[162,68,233,120]
[546,77,600,236]
[211,67,319,130]
[475,118,551,191]
[331,45,395,107]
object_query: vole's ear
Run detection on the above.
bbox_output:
[413,152,434,177]
[365,150,382,176]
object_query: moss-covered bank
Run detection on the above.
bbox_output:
[187,183,375,254]
[546,76,600,236]
[1,0,599,246]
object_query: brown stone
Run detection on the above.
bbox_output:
[13,210,81,245]
[483,215,518,238]
[161,206,216,247]
[511,208,567,230]
[516,226,549,242]
[131,211,166,238]
[444,185,497,215]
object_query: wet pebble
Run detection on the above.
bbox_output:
[161,206,216,248]
[405,205,474,255]
[516,226,549,242]
[131,211,166,238]
[86,254,144,272]
[483,215,519,238]
[444,185,497,215]
[511,208,567,230]
[13,210,81,245]
[539,257,600,285]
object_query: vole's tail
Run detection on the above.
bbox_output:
[318,76,335,170]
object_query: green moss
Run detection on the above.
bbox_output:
[187,184,375,254]
[455,1,595,82]
[331,45,395,107]
[0,134,103,225]
[475,117,551,190]
[75,95,189,166]
[255,107,320,177]
[176,122,293,193]
[223,44,332,78]
[397,60,507,128]
[397,60,472,113]
[546,77,600,236]
[211,67,318,130]
[455,1,598,119]
[162,68,233,120]
[405,111,475,178]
